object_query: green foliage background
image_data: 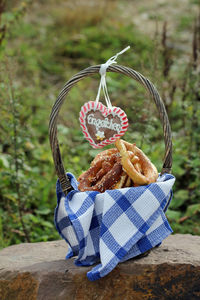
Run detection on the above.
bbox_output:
[0,0,200,248]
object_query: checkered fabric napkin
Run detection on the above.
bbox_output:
[55,173,175,281]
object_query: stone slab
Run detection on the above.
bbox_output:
[0,234,200,300]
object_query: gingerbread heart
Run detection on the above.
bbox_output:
[79,101,128,148]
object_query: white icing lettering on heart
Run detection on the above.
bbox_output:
[79,101,129,148]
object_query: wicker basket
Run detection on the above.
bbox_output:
[49,64,172,195]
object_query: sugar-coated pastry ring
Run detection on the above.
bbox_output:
[115,139,158,185]
[78,152,123,193]
[91,148,118,167]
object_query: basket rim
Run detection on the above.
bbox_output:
[49,64,172,195]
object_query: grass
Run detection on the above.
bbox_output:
[0,0,200,248]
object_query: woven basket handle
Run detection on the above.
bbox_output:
[49,65,172,195]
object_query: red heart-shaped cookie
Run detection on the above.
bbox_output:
[79,101,128,148]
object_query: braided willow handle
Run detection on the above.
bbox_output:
[49,65,172,195]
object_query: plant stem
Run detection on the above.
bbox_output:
[6,60,30,243]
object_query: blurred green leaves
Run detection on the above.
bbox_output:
[0,0,200,248]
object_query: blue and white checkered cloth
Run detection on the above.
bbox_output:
[55,172,175,281]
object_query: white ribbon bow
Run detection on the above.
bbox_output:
[95,46,130,109]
